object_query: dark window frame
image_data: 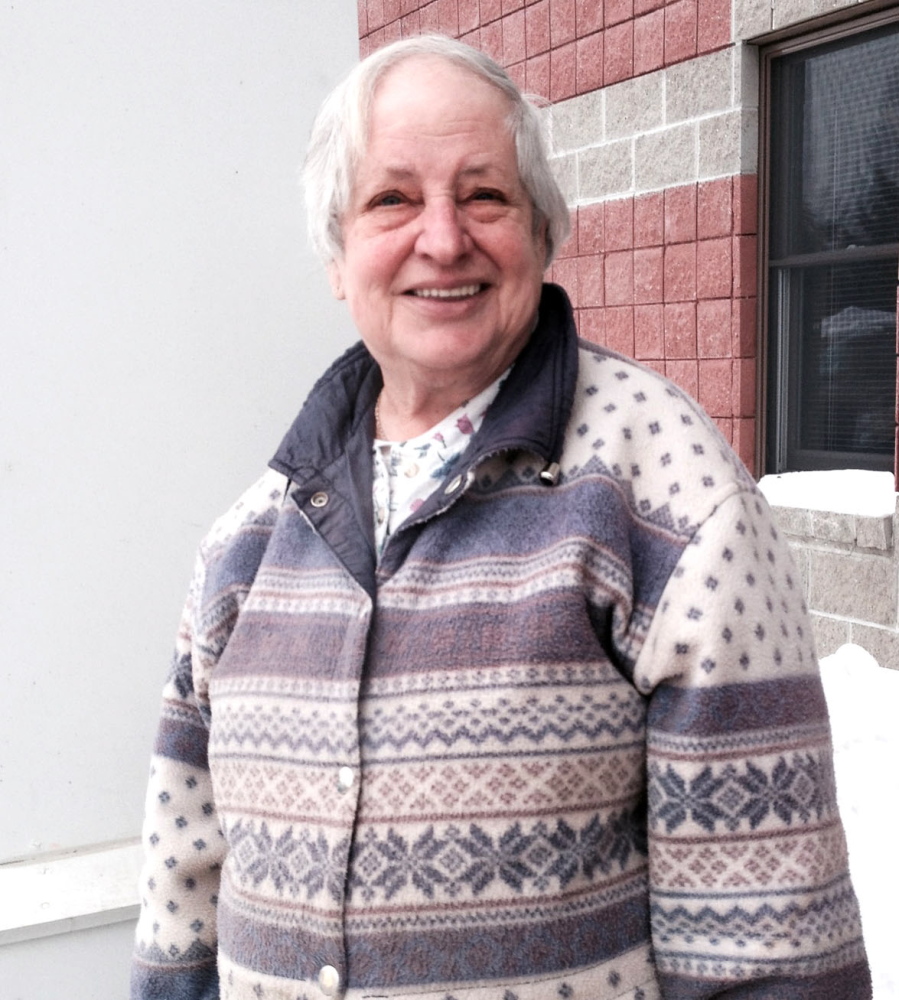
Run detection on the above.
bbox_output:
[757,4,899,474]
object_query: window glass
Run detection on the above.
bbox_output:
[792,260,896,457]
[766,21,899,473]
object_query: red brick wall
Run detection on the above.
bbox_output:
[355,0,758,472]
[548,177,758,470]
[358,0,732,96]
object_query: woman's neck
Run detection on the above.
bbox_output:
[375,368,503,442]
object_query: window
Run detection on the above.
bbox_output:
[762,14,899,473]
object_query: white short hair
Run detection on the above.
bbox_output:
[303,34,571,267]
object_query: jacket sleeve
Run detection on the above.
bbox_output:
[130,552,225,1000]
[634,486,872,998]
[130,471,287,1000]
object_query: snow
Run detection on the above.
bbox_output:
[819,644,899,999]
[756,470,898,995]
[758,469,896,517]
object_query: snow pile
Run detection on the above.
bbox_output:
[758,469,895,517]
[820,644,899,999]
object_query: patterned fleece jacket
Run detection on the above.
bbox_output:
[132,284,871,1000]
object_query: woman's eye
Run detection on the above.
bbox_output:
[374,192,405,207]
[472,189,502,202]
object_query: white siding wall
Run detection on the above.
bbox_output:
[0,1,359,993]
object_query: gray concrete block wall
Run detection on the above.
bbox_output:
[734,0,867,36]
[547,47,759,207]
[769,500,899,670]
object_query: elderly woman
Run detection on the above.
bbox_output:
[132,35,870,1000]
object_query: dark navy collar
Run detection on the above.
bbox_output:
[271,283,578,485]
[268,283,579,594]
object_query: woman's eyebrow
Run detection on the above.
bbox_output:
[458,166,508,185]
[368,162,502,183]
[373,165,417,182]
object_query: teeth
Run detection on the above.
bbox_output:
[413,284,481,299]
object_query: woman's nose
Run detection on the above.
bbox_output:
[414,197,471,263]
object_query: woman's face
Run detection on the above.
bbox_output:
[329,56,547,393]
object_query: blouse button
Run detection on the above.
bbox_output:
[403,462,419,478]
[310,492,329,508]
[317,965,340,996]
[337,766,354,793]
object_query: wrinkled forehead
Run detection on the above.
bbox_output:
[360,54,516,153]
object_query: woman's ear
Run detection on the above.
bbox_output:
[327,260,345,300]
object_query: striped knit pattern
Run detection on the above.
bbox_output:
[132,286,870,1000]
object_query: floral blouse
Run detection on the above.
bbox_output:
[372,369,511,558]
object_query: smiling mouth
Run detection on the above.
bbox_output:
[408,284,485,299]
